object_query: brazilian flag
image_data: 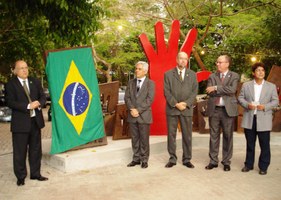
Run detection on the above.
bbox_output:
[46,47,105,154]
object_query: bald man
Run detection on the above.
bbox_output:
[5,60,48,186]
[164,52,198,168]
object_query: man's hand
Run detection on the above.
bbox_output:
[176,102,187,111]
[257,104,265,111]
[130,108,139,118]
[30,101,41,109]
[248,103,256,110]
[206,86,216,94]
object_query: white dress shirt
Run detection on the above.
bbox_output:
[253,79,264,114]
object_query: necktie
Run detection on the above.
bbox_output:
[221,73,225,82]
[22,80,33,116]
[136,80,141,95]
[179,71,183,82]
[215,73,225,106]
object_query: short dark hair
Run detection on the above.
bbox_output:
[252,62,266,72]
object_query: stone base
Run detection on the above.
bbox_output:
[42,136,169,173]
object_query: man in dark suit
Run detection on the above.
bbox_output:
[164,52,198,168]
[238,62,279,175]
[125,61,155,168]
[5,60,48,186]
[205,55,240,171]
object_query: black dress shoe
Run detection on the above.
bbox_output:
[223,165,231,171]
[141,162,148,168]
[165,162,176,168]
[241,166,253,172]
[205,163,218,170]
[127,161,141,167]
[259,170,267,175]
[183,162,194,168]
[17,179,25,186]
[30,176,48,181]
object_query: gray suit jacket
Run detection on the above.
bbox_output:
[125,77,155,124]
[238,80,279,131]
[206,71,240,117]
[164,67,198,116]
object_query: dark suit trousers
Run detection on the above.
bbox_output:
[167,115,192,164]
[129,122,150,163]
[208,107,234,165]
[12,118,42,180]
[244,115,270,171]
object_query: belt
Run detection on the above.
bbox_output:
[215,106,225,108]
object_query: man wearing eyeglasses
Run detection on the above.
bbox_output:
[205,55,240,172]
[5,60,48,186]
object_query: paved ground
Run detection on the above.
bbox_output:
[0,108,281,200]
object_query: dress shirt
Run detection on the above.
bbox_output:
[137,77,146,89]
[253,79,264,114]
[217,71,228,106]
[17,77,36,117]
[177,67,186,81]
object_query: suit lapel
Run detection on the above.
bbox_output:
[173,68,182,83]
[215,72,221,85]
[14,77,30,102]
[28,78,35,100]
[248,80,255,101]
[137,77,148,96]
[133,79,138,97]
[259,81,267,102]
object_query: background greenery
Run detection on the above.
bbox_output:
[1,0,281,88]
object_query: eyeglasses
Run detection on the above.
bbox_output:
[215,61,228,64]
[16,66,29,71]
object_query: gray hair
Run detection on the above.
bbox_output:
[136,61,149,72]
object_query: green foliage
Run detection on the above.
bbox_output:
[0,0,105,84]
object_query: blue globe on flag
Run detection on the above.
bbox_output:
[63,82,90,116]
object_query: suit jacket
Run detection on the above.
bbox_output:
[5,76,46,132]
[206,71,240,117]
[238,80,279,131]
[164,67,198,116]
[125,77,155,124]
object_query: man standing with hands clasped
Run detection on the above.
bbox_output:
[164,52,198,169]
[238,62,278,175]
[125,61,155,169]
[205,55,239,172]
[5,60,48,186]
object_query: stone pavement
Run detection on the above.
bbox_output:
[0,108,281,200]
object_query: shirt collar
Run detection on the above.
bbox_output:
[221,70,229,77]
[177,67,186,74]
[17,77,28,84]
[137,77,146,82]
[254,79,265,85]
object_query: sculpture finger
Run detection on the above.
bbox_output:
[139,33,157,60]
[180,28,197,57]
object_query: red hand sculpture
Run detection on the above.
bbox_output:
[139,20,210,135]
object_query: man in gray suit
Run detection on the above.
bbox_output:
[205,55,240,171]
[164,52,198,168]
[238,62,279,175]
[125,61,155,168]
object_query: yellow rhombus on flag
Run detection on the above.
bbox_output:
[46,47,105,154]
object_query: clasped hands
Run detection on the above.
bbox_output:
[130,108,140,118]
[248,103,265,111]
[176,102,187,111]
